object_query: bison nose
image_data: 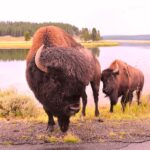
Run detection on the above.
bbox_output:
[69,103,80,114]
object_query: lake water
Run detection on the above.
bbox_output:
[0,46,150,106]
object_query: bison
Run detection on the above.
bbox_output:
[101,59,144,112]
[26,26,101,132]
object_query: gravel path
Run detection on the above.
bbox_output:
[0,118,150,146]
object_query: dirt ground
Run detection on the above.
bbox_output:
[0,118,150,146]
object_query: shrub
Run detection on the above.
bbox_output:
[0,89,38,117]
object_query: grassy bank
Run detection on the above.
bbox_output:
[0,36,119,49]
[0,41,32,49]
[0,89,150,144]
[81,40,119,48]
[0,89,150,121]
[0,41,119,49]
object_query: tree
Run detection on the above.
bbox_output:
[24,31,31,41]
[80,28,90,41]
[91,28,101,41]
[91,28,97,41]
[97,30,101,40]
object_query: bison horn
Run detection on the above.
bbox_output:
[113,68,119,74]
[35,44,48,73]
[113,63,119,74]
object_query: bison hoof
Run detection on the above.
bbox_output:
[110,109,113,113]
[98,118,104,123]
[58,117,70,132]
[60,125,69,132]
[95,111,99,117]
[46,125,55,132]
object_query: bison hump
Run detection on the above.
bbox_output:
[39,47,93,85]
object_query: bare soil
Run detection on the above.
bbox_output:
[0,118,150,145]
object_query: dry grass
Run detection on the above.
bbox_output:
[63,133,81,143]
[0,36,32,49]
[81,40,119,48]
[0,89,150,122]
[0,41,31,49]
[0,89,39,118]
[0,36,119,49]
[0,36,25,41]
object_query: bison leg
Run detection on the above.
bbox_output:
[44,109,55,132]
[90,81,100,117]
[81,91,87,116]
[128,92,133,106]
[136,90,142,105]
[110,91,118,113]
[58,116,70,132]
[110,101,114,113]
[121,95,127,112]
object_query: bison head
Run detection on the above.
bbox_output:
[56,87,82,132]
[43,74,83,132]
[57,95,81,132]
[101,68,119,96]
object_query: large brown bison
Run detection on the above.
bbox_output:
[26,26,101,132]
[101,59,144,112]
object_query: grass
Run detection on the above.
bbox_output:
[0,89,150,122]
[0,89,39,118]
[36,134,60,143]
[0,40,118,49]
[63,133,81,143]
[81,40,119,48]
[0,41,31,49]
[36,133,80,143]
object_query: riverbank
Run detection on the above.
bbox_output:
[0,36,119,49]
[0,41,119,49]
[0,89,150,146]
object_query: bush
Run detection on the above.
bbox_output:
[0,89,38,117]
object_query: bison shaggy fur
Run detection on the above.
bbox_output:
[26,26,101,132]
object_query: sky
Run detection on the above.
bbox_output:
[1,0,150,35]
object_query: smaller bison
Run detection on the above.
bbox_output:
[101,59,144,112]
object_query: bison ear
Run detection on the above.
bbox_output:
[112,69,119,76]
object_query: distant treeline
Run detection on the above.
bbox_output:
[0,21,101,41]
[0,21,80,37]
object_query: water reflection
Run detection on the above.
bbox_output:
[0,49,28,61]
[0,46,150,106]
[0,48,100,61]
[89,47,100,57]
